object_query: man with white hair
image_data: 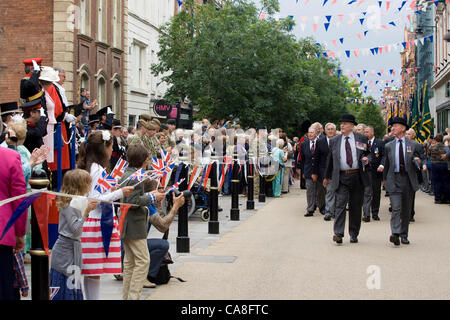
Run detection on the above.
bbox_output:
[301,126,319,216]
[311,122,324,139]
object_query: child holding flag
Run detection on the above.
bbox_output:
[77,130,134,300]
[50,169,97,300]
[119,143,165,300]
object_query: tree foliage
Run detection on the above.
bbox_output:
[152,0,357,133]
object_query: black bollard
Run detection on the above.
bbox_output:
[176,162,190,253]
[258,152,266,203]
[246,156,255,210]
[28,167,50,300]
[230,154,240,221]
[208,158,219,234]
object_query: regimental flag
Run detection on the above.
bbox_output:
[417,82,434,143]
[94,170,117,194]
[129,168,147,182]
[387,104,394,129]
[409,93,420,133]
[111,157,129,182]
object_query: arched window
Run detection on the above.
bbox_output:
[97,76,106,108]
[112,81,121,116]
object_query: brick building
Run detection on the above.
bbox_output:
[0,0,127,122]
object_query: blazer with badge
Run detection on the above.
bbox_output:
[368,138,385,177]
[312,136,329,180]
[382,138,424,193]
[300,139,316,180]
[325,132,372,192]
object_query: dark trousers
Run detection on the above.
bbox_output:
[431,163,449,202]
[334,173,364,238]
[147,239,170,278]
[371,171,382,217]
[389,173,414,237]
[0,245,15,300]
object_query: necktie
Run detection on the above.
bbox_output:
[399,139,406,175]
[368,140,372,151]
[311,141,315,154]
[345,136,353,168]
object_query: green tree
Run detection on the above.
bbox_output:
[356,101,387,138]
[152,0,349,132]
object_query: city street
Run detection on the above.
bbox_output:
[25,183,450,300]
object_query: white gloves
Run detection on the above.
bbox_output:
[64,113,77,123]
[32,60,40,72]
[40,107,46,117]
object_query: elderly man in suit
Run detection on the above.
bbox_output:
[313,122,337,221]
[301,126,319,216]
[383,117,425,246]
[362,125,385,222]
[323,114,371,244]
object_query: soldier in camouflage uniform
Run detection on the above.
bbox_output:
[145,121,160,159]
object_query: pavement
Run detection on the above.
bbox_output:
[23,183,450,300]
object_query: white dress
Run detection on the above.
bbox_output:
[80,163,124,276]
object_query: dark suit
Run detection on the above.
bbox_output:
[383,137,424,238]
[313,136,329,213]
[301,139,318,213]
[325,132,372,239]
[363,137,385,219]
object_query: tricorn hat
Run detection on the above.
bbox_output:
[97,106,112,117]
[88,114,100,125]
[0,102,19,116]
[391,116,409,129]
[339,113,358,125]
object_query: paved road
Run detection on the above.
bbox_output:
[147,186,450,300]
[22,184,450,300]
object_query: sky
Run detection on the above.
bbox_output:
[252,0,421,100]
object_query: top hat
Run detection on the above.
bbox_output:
[391,117,409,129]
[0,102,19,116]
[339,113,358,125]
[39,66,60,82]
[23,58,43,66]
[20,99,41,112]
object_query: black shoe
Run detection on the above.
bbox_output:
[372,216,380,221]
[390,235,400,246]
[320,209,325,215]
[410,217,415,222]
[362,217,370,222]
[350,237,358,243]
[389,206,392,212]
[324,214,332,221]
[401,237,410,245]
[304,212,314,217]
[218,207,223,212]
[333,235,343,244]
[435,200,443,204]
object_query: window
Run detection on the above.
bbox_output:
[112,81,121,116]
[97,76,106,108]
[128,114,136,128]
[112,0,122,48]
[131,41,147,89]
[446,82,450,97]
[80,73,90,99]
[97,0,107,42]
[80,0,91,35]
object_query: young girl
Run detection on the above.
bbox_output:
[77,130,134,300]
[50,169,97,300]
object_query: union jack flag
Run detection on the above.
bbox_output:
[166,178,185,193]
[94,170,117,194]
[111,157,129,182]
[129,168,147,182]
